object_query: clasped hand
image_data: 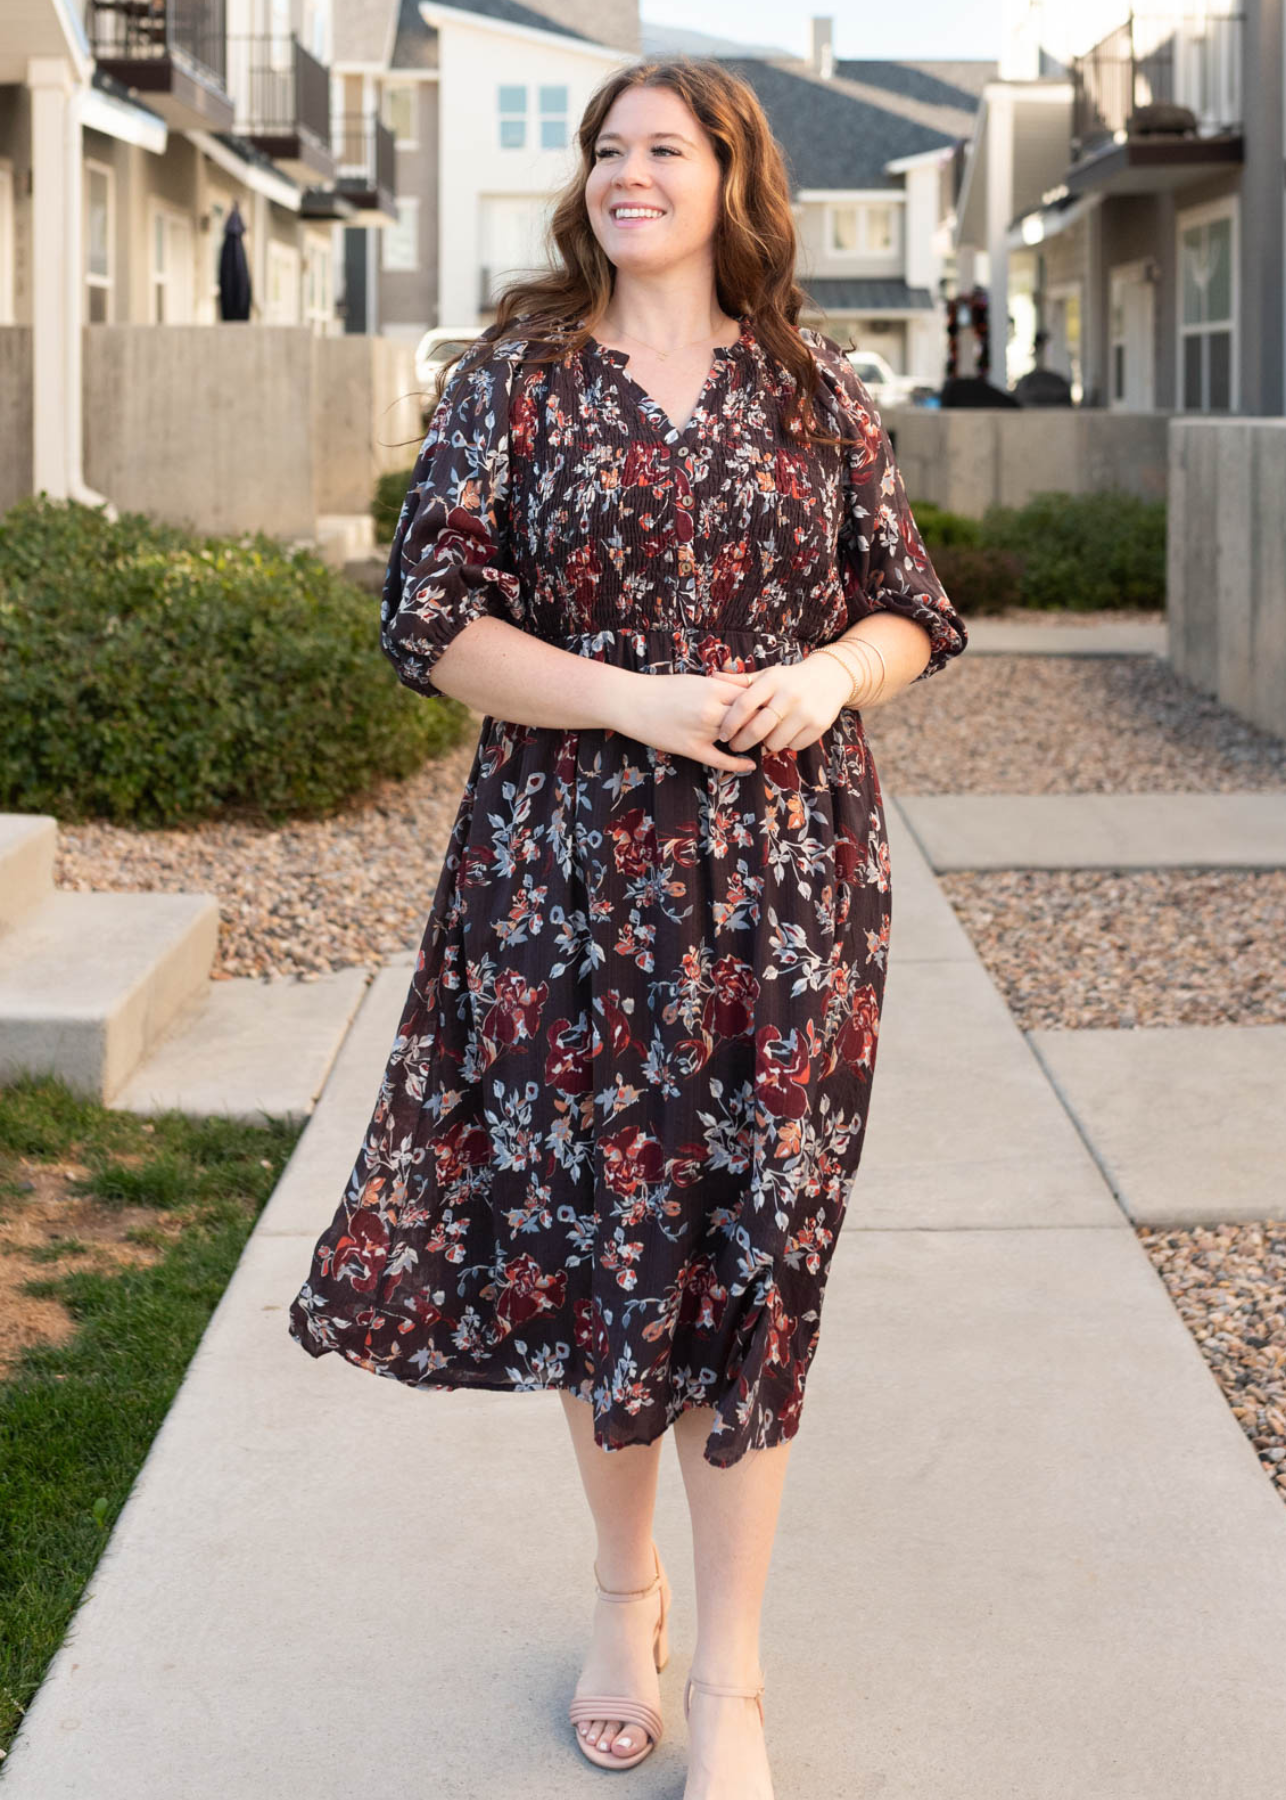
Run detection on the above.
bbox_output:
[618,654,855,774]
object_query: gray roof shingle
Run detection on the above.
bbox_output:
[802,277,937,312]
[716,56,964,189]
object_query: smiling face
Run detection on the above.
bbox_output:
[584,83,724,279]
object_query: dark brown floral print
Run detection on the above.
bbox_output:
[287,315,967,1467]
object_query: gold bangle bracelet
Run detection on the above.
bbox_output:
[834,635,888,703]
[811,645,862,705]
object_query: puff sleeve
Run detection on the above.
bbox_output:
[380,333,526,699]
[807,328,967,683]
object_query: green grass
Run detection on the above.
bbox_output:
[0,1075,302,1760]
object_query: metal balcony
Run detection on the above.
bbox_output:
[314,112,398,228]
[88,0,234,134]
[226,34,335,183]
[1068,10,1244,194]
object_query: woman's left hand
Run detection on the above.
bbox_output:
[714,654,853,753]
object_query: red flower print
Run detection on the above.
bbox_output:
[480,967,549,1052]
[678,1255,729,1332]
[609,806,658,877]
[833,982,880,1076]
[545,1013,594,1092]
[601,1125,666,1199]
[325,1208,389,1294]
[702,954,760,1039]
[491,1251,568,1333]
[755,1024,813,1121]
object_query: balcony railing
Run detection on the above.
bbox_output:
[1072,10,1243,157]
[88,0,227,91]
[333,112,396,205]
[226,34,331,157]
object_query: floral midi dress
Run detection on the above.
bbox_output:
[287,314,968,1467]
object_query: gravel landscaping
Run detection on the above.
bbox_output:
[938,868,1286,1030]
[1138,1220,1286,1505]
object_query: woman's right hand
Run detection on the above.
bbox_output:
[611,671,759,773]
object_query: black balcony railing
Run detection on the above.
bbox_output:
[1072,10,1243,156]
[88,0,227,89]
[227,34,331,153]
[333,112,396,199]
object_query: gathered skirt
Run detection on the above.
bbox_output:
[287,623,893,1466]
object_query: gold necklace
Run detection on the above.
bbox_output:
[602,317,741,361]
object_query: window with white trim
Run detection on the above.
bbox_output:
[1178,200,1235,411]
[265,239,301,323]
[499,85,526,150]
[826,200,900,258]
[150,203,194,323]
[382,196,419,272]
[382,82,418,149]
[539,84,568,150]
[85,160,114,323]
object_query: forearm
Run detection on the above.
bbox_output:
[423,615,639,729]
[833,610,934,708]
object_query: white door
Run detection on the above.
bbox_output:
[1109,262,1155,410]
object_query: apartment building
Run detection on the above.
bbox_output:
[955,0,1285,412]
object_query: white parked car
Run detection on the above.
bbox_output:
[414,325,487,405]
[844,348,920,411]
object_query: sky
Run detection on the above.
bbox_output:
[641,0,1002,63]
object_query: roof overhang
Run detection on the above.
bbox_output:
[83,80,167,154]
[0,0,92,84]
[1006,186,1098,252]
[418,2,625,61]
[186,129,303,211]
[1064,132,1243,198]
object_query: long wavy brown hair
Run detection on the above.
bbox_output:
[411,57,853,450]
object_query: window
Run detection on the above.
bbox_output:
[826,200,900,258]
[382,197,418,272]
[1178,201,1235,411]
[85,161,114,323]
[498,85,526,150]
[539,84,568,150]
[865,203,895,253]
[382,82,417,148]
[829,204,858,253]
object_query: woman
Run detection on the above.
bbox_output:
[288,56,967,1799]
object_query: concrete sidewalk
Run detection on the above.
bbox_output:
[5,806,1286,1798]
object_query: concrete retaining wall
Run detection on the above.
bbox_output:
[311,333,421,516]
[1168,417,1286,741]
[79,325,419,541]
[887,406,1171,516]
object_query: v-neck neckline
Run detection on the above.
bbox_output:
[582,316,754,446]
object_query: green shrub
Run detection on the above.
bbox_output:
[908,501,984,550]
[924,543,1025,615]
[0,494,468,829]
[980,489,1167,611]
[373,463,418,544]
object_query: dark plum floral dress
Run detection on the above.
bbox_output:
[287,314,967,1467]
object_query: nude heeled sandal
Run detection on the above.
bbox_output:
[683,1667,767,1725]
[569,1541,672,1771]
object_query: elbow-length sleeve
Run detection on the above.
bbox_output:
[380,332,526,699]
[806,328,968,683]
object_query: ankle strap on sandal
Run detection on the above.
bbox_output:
[593,1541,662,1602]
[685,1672,765,1700]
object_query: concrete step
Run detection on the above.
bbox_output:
[112,967,373,1125]
[900,791,1286,871]
[0,813,56,933]
[0,889,219,1102]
